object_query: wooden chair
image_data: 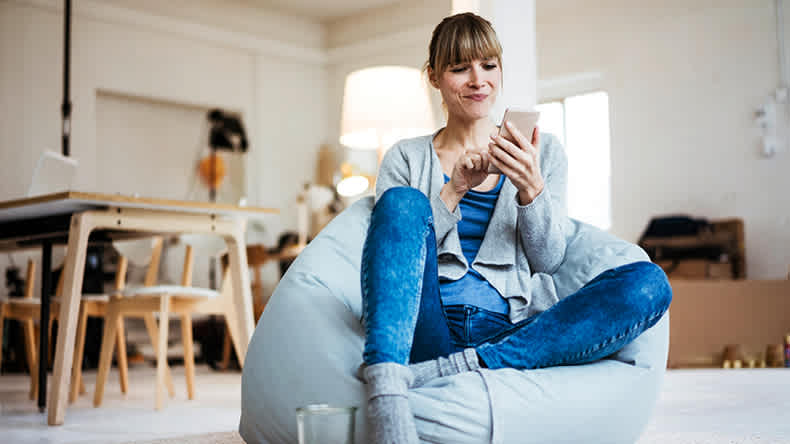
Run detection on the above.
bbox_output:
[0,259,48,399]
[64,237,176,404]
[93,234,228,410]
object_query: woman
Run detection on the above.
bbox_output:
[360,12,671,444]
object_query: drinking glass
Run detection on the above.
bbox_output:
[296,404,357,444]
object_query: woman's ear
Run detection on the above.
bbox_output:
[427,67,439,89]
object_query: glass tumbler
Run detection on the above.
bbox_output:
[296,404,357,444]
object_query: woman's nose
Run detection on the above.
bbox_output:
[467,66,484,88]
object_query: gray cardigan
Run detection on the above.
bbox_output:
[375,130,572,323]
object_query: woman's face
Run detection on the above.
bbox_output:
[431,57,501,122]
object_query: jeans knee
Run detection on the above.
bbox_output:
[375,187,432,224]
[619,261,672,315]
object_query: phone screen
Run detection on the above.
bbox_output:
[489,108,540,173]
[498,109,540,144]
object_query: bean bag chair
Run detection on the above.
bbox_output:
[239,196,669,444]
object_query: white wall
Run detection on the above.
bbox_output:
[326,0,449,49]
[0,0,328,293]
[254,55,329,237]
[326,0,790,279]
[537,0,790,278]
[95,0,324,49]
[477,0,538,118]
[325,0,451,174]
[0,0,327,230]
[3,0,787,284]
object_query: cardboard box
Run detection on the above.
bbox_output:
[667,279,790,368]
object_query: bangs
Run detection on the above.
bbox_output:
[432,15,502,73]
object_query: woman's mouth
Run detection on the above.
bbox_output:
[466,94,488,102]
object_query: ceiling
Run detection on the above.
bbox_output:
[233,0,405,21]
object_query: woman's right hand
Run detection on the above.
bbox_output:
[441,149,491,211]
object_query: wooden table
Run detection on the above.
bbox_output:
[0,191,276,425]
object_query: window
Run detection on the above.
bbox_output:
[536,91,611,230]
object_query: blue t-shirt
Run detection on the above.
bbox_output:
[440,174,509,314]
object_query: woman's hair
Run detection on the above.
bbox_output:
[424,12,503,77]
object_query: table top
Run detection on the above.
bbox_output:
[0,191,278,223]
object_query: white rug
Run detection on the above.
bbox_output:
[124,432,243,444]
[637,369,790,444]
[123,369,790,444]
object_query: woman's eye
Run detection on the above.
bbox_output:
[484,64,498,70]
[450,66,467,73]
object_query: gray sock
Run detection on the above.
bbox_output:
[362,362,419,444]
[410,348,481,387]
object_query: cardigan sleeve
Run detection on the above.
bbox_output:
[514,133,570,274]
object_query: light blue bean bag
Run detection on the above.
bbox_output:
[239,196,669,444]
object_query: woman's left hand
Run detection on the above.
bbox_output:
[488,121,544,205]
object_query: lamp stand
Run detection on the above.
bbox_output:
[208,144,217,289]
[61,0,72,157]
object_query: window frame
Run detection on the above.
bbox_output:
[536,88,612,230]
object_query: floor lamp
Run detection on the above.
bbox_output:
[338,66,436,197]
[35,0,74,412]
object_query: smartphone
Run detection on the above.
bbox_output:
[488,107,540,173]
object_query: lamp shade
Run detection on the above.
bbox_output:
[335,162,371,197]
[340,66,436,151]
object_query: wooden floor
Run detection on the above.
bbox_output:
[0,364,242,444]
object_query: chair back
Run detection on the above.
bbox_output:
[27,150,78,197]
[23,259,36,299]
[112,237,164,288]
[113,238,162,267]
[177,234,228,287]
[178,234,227,258]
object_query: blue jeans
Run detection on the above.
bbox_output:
[443,304,516,348]
[361,187,672,369]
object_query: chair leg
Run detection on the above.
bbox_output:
[143,313,175,397]
[116,317,129,394]
[22,319,38,401]
[155,295,171,411]
[219,327,232,370]
[0,307,5,374]
[48,314,55,368]
[180,314,195,400]
[93,302,120,408]
[69,304,88,403]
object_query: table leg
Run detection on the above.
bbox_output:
[223,228,254,367]
[48,213,92,425]
[38,241,52,412]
